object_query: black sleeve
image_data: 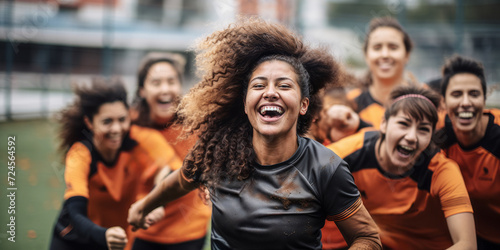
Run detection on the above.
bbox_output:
[66,196,107,247]
[357,118,373,131]
[323,160,361,218]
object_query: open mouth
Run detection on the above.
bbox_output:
[397,145,415,157]
[458,112,474,119]
[259,106,284,119]
[157,97,173,105]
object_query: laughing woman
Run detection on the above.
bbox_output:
[129,52,211,250]
[436,55,500,249]
[50,78,181,250]
[128,18,381,249]
[322,86,476,249]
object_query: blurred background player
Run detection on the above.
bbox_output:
[50,77,181,250]
[129,52,211,250]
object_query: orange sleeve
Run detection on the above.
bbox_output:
[430,152,473,217]
[326,128,371,159]
[63,142,92,200]
[347,88,362,101]
[131,125,183,171]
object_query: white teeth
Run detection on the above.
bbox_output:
[458,112,473,118]
[260,106,283,115]
[400,145,414,151]
[158,98,172,104]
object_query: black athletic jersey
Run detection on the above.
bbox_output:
[209,136,361,250]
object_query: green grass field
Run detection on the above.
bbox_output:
[0,119,211,250]
[0,119,64,249]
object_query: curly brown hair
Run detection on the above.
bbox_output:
[176,17,342,190]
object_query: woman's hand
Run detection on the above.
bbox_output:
[198,185,211,206]
[144,206,165,226]
[105,226,127,250]
[326,105,360,142]
[127,198,150,232]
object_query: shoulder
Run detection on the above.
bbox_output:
[326,128,377,159]
[66,141,92,163]
[129,125,167,146]
[298,137,345,175]
[346,88,362,100]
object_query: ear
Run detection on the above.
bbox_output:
[300,98,309,115]
[84,116,93,131]
[139,87,145,98]
[380,117,387,134]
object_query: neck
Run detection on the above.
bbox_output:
[95,144,118,163]
[253,132,298,166]
[369,75,405,106]
[454,114,489,148]
[375,139,413,176]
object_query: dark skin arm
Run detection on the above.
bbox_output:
[336,204,382,250]
[128,169,197,231]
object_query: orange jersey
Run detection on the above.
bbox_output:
[438,109,500,244]
[322,130,473,249]
[132,125,212,245]
[63,125,178,232]
[347,88,385,129]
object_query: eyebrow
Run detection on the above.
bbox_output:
[250,76,296,83]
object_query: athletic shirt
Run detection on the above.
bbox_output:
[55,125,177,248]
[322,130,473,249]
[184,136,361,250]
[347,89,385,129]
[437,109,500,244]
[131,125,212,245]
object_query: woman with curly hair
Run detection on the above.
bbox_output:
[50,77,181,250]
[128,52,211,250]
[127,18,382,249]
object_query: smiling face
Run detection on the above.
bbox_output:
[140,62,182,124]
[365,27,409,84]
[444,73,485,133]
[378,110,433,173]
[244,60,309,140]
[85,101,131,156]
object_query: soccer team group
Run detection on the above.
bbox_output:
[48,16,499,250]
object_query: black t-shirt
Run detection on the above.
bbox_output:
[210,136,360,250]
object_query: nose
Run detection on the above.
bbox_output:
[381,47,389,57]
[110,120,121,133]
[405,126,418,143]
[263,85,279,101]
[159,82,170,93]
[460,93,472,107]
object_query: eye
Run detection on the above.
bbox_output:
[251,81,265,89]
[419,126,431,133]
[372,44,382,50]
[119,116,127,122]
[397,120,409,127]
[102,118,112,125]
[450,91,462,97]
[278,82,292,89]
[470,90,481,97]
[389,44,399,50]
[150,79,161,86]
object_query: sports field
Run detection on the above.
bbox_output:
[0,119,64,249]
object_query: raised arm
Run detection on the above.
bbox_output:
[128,168,197,231]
